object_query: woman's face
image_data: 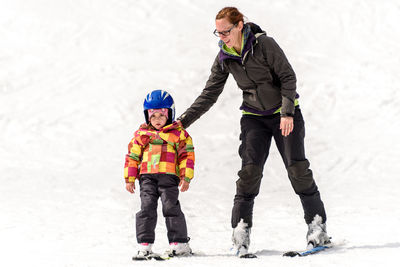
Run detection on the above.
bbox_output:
[215,18,243,50]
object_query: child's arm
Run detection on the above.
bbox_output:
[177,130,195,192]
[124,133,144,193]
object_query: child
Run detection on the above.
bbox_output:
[124,90,195,259]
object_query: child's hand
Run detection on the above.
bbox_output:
[126,182,135,194]
[179,179,190,192]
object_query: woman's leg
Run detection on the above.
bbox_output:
[231,115,273,229]
[273,109,327,224]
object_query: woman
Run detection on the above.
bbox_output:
[177,7,330,256]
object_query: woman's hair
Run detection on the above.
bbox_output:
[215,7,245,24]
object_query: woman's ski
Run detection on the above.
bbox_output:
[283,245,331,257]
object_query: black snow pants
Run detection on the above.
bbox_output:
[231,108,327,228]
[136,174,188,243]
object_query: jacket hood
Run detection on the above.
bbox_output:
[247,22,265,36]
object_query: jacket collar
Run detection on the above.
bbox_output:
[139,121,181,133]
[218,23,265,64]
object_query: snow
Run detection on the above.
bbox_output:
[1,0,399,266]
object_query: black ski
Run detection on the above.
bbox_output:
[132,253,170,261]
[239,253,257,258]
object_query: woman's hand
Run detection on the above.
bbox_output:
[280,116,294,137]
[179,179,190,192]
[126,182,135,194]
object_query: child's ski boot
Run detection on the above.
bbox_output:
[165,242,192,257]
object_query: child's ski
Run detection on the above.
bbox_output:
[283,245,331,257]
[132,253,170,261]
[132,251,194,261]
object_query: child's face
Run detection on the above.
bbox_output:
[150,112,168,130]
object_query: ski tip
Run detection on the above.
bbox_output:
[132,256,150,261]
[283,251,301,257]
[239,253,257,258]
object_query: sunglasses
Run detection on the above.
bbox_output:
[213,23,238,37]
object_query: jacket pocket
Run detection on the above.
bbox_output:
[242,88,265,110]
[256,85,282,111]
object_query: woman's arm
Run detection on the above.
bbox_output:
[178,55,229,128]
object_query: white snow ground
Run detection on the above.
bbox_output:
[1,0,399,266]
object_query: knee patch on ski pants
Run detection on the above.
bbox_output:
[236,164,263,196]
[287,160,315,193]
[162,200,181,217]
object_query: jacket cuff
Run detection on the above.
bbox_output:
[125,177,136,183]
[281,96,295,116]
[183,177,191,183]
[177,113,192,129]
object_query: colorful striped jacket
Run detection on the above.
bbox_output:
[124,122,195,183]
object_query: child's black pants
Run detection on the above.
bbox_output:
[136,174,188,243]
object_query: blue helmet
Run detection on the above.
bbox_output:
[143,90,175,124]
